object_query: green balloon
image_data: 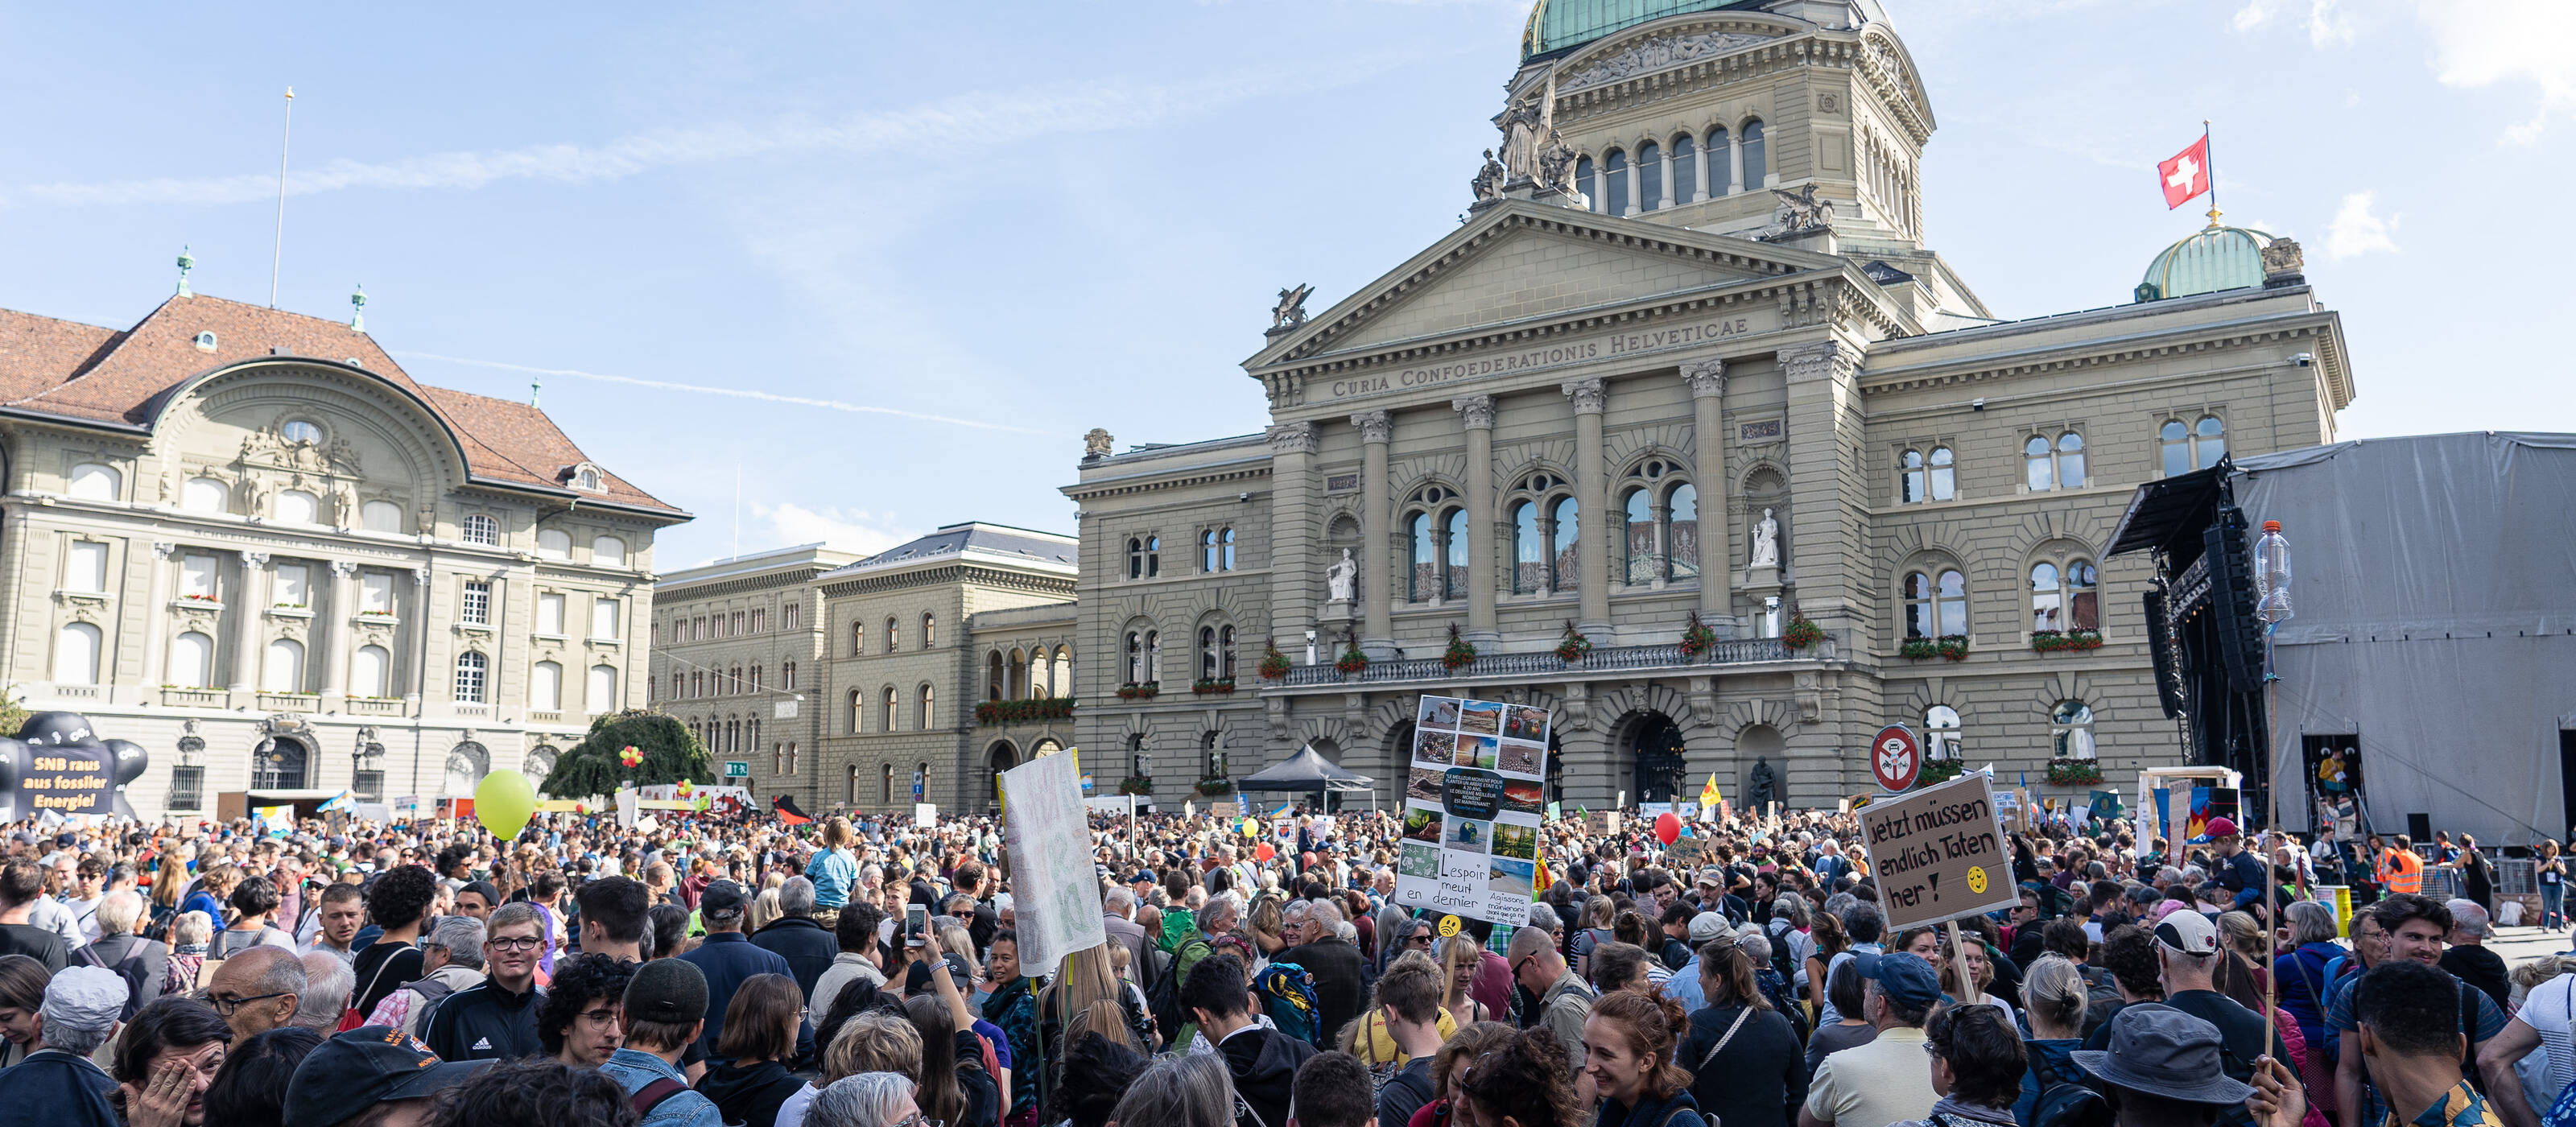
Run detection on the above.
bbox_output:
[475,769,539,839]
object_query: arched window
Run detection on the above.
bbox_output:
[1621,488,1655,584]
[592,536,627,567]
[2025,436,2056,493]
[1203,730,1225,780]
[988,651,1005,701]
[1220,527,1236,571]
[2162,419,2191,477]
[1125,630,1144,684]
[882,687,898,733]
[1667,483,1699,580]
[2067,559,2100,630]
[262,638,303,693]
[922,613,936,647]
[1928,446,1956,502]
[1443,508,1470,599]
[1146,630,1160,683]
[1006,649,1026,698]
[1549,496,1580,590]
[1742,119,1767,188]
[2032,550,2103,634]
[454,650,488,703]
[1512,500,1542,594]
[2029,562,2063,631]
[1706,126,1731,195]
[169,631,214,689]
[851,620,865,656]
[275,489,319,525]
[1220,625,1236,679]
[2194,415,2226,469]
[919,684,935,731]
[530,660,564,711]
[54,621,101,686]
[2026,431,2086,491]
[66,463,120,502]
[1202,530,1219,572]
[1577,155,1597,209]
[537,529,572,559]
[1899,448,1926,503]
[881,764,894,804]
[690,671,703,698]
[782,662,795,691]
[353,644,390,698]
[1926,705,1963,762]
[1199,627,1221,680]
[1671,134,1697,202]
[2051,700,2097,760]
[1604,148,1629,217]
[1408,511,1435,602]
[589,664,618,711]
[885,617,899,651]
[1026,650,1045,698]
[461,514,498,546]
[2056,432,2087,489]
[183,477,229,514]
[1052,646,1071,696]
[1127,538,1145,580]
[1637,140,1662,211]
[1902,568,1968,638]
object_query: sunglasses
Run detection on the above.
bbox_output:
[1406,933,1435,946]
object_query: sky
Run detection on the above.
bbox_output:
[3,0,2570,569]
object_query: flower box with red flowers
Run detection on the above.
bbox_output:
[2029,629,2104,653]
[1117,776,1154,796]
[1442,626,1477,671]
[1194,778,1234,796]
[1191,678,1235,696]
[1116,682,1160,700]
[2046,760,2103,786]
[1679,613,1718,658]
[1258,645,1291,682]
[1902,634,1970,661]
[1781,615,1824,651]
[1554,622,1593,663]
[1333,648,1369,676]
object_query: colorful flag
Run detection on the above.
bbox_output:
[2159,135,2211,209]
[1699,774,1722,811]
[1533,854,1554,897]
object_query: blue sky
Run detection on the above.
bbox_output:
[4,1,2570,568]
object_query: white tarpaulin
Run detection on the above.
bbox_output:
[1000,751,1106,977]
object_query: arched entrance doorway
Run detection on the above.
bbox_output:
[1627,712,1688,804]
[251,735,308,791]
[985,741,1018,809]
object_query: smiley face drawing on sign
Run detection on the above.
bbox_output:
[1966,866,1988,895]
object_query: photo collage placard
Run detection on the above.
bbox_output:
[1395,694,1553,923]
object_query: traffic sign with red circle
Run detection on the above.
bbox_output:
[1871,724,1922,792]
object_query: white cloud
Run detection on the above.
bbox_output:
[2324,192,2400,260]
[2411,0,2576,143]
[749,502,916,558]
[6,54,1421,208]
[2231,0,2351,46]
[394,351,1047,435]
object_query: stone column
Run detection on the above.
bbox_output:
[1451,395,1499,642]
[1625,159,1641,214]
[1695,142,1711,203]
[321,560,358,698]
[407,567,432,701]
[1658,147,1675,208]
[1730,134,1745,198]
[1351,410,1395,656]
[138,543,175,689]
[1682,359,1733,629]
[228,551,268,692]
[1781,339,1863,632]
[1562,379,1612,635]
[1265,422,1319,659]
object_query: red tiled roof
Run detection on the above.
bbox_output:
[0,294,682,516]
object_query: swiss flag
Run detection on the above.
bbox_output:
[2158,137,2211,209]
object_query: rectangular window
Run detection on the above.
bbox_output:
[456,654,487,703]
[752,608,767,633]
[361,572,394,613]
[66,541,108,593]
[592,597,621,639]
[353,769,384,803]
[461,580,491,625]
[181,555,218,601]
[274,564,310,607]
[785,605,801,631]
[167,766,204,811]
[537,592,565,635]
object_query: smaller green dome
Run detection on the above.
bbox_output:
[1521,0,1748,61]
[2136,224,2276,303]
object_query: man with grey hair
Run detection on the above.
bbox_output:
[291,949,356,1031]
[1103,886,1150,985]
[0,964,123,1123]
[74,889,164,1018]
[2442,898,2510,1009]
[1276,898,1364,1046]
[805,1071,919,1127]
[750,875,836,998]
[206,943,307,1042]
[366,915,488,1036]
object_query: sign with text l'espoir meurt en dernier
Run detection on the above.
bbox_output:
[1395,694,1552,924]
[1859,771,2016,932]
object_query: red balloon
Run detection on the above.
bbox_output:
[1256,842,1276,861]
[1654,811,1682,844]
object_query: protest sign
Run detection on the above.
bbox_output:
[18,740,115,817]
[1856,772,2014,931]
[999,750,1107,976]
[913,803,937,829]
[1666,834,1707,869]
[1396,695,1551,923]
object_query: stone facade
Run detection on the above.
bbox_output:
[1066,0,2357,811]
[0,292,688,818]
[649,543,860,807]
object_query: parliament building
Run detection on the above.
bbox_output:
[1060,0,2356,811]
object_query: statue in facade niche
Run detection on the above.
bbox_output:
[1750,508,1780,568]
[1744,755,1779,808]
[1472,150,1507,201]
[1326,548,1358,603]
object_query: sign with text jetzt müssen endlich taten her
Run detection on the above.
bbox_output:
[1859,772,2016,932]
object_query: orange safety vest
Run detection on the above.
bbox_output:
[2379,847,2423,894]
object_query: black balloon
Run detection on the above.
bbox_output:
[2,712,147,821]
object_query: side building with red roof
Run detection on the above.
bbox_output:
[0,289,688,819]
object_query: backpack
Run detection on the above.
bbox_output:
[1251,961,1323,1046]
[2075,967,2124,1039]
[2027,1052,2114,1127]
[1149,935,1212,1046]
[75,937,155,1021]
[396,976,460,1034]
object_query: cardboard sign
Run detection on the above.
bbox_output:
[1396,695,1552,923]
[999,751,1108,977]
[1856,773,2016,931]
[1666,834,1707,869]
[913,803,937,829]
[1587,811,1621,836]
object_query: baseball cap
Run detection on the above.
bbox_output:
[625,957,710,1025]
[1853,951,1950,1012]
[2204,816,2240,839]
[699,879,749,921]
[906,952,974,994]
[1695,866,1724,887]
[2154,910,2219,956]
[1687,911,1730,943]
[282,1027,490,1127]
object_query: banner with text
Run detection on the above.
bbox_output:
[999,752,1106,977]
[1395,695,1552,923]
[1858,773,2015,932]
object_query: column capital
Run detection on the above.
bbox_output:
[1779,340,1856,383]
[1451,394,1496,430]
[1680,358,1728,398]
[1560,378,1606,415]
[237,551,269,570]
[1350,410,1393,444]
[330,559,361,579]
[151,541,177,559]
[1265,420,1319,455]
[411,567,431,587]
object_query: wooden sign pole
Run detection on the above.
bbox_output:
[1944,919,1974,1002]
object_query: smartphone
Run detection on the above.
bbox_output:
[905,904,929,947]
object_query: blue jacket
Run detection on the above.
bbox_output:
[1598,1086,1708,1127]
[807,848,858,909]
[599,1047,722,1127]
[679,931,814,1062]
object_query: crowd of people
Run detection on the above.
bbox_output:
[0,794,2557,1127]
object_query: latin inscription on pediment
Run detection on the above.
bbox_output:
[1321,308,1774,402]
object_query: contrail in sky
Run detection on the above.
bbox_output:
[396,352,1050,436]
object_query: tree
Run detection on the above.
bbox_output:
[542,709,713,798]
[0,687,31,741]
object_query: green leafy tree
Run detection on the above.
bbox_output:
[542,709,713,798]
[0,687,31,740]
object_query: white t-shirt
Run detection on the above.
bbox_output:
[2516,973,2576,1107]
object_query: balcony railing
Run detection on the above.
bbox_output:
[348,698,407,716]
[1272,638,1800,688]
[256,693,320,713]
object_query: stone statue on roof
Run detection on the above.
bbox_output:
[1472,150,1507,201]
[1082,428,1114,460]
[1272,284,1314,330]
[1767,185,1836,235]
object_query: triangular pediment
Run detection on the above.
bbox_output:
[1249,200,1841,369]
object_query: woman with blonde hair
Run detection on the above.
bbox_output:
[1439,935,1492,1026]
[749,886,785,934]
[1407,1021,1517,1127]
[1247,895,1288,956]
[2013,954,2090,1127]
[935,922,986,1005]
[1573,896,1617,979]
[1038,943,1147,1092]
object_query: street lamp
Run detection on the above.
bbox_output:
[2252,518,2292,1025]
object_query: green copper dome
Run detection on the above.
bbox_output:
[2135,224,2277,303]
[1522,0,1752,60]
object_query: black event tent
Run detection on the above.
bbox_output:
[1236,745,1376,810]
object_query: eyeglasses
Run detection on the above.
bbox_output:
[1407,933,1435,946]
[891,1114,943,1127]
[489,936,545,952]
[207,991,291,1016]
[578,1008,621,1026]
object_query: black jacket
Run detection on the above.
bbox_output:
[1274,938,1367,1048]
[1218,1026,1319,1127]
[696,1057,807,1127]
[748,916,837,1000]
[422,978,547,1061]
[1678,1002,1807,1127]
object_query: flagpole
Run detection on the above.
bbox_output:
[2202,119,2219,227]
